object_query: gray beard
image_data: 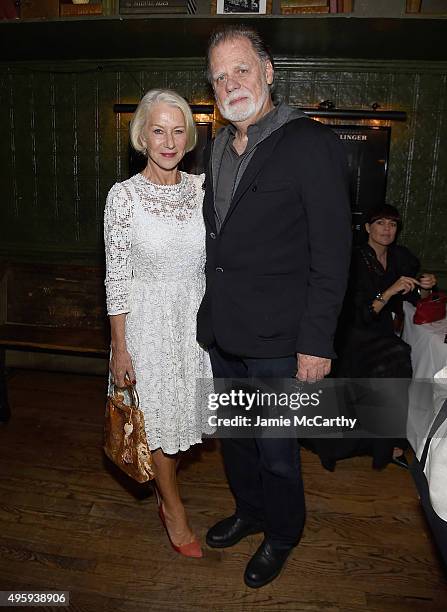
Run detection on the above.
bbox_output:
[218,85,269,123]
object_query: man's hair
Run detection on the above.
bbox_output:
[206,25,275,85]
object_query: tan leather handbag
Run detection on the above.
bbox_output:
[103,382,155,483]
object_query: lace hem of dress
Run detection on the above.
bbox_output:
[148,435,209,455]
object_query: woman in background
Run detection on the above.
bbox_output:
[316,204,437,470]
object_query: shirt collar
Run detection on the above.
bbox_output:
[228,103,283,155]
[227,103,281,137]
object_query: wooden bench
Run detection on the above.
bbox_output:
[0,261,109,421]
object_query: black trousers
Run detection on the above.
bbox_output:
[209,344,305,549]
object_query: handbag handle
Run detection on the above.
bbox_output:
[113,380,140,410]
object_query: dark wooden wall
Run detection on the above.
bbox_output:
[1,55,446,282]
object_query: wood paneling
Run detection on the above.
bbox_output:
[2,263,106,329]
[1,56,446,280]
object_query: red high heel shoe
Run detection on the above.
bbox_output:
[158,504,203,558]
[154,486,203,558]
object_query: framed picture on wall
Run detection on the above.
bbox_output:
[328,125,391,244]
[215,0,268,14]
[128,122,212,178]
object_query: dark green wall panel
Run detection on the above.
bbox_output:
[0,58,446,283]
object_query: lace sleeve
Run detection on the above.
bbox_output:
[104,182,135,316]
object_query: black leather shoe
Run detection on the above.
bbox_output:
[391,453,409,469]
[206,515,263,549]
[244,540,292,588]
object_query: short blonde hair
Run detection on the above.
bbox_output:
[130,89,197,155]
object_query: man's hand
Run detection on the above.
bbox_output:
[296,353,331,382]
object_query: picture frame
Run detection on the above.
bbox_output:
[214,0,268,15]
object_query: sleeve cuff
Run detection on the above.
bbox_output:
[107,307,130,316]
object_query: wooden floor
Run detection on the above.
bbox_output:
[0,370,446,612]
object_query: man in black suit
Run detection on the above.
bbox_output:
[197,25,351,587]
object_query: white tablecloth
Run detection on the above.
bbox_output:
[403,302,447,450]
[403,301,447,525]
[402,302,447,379]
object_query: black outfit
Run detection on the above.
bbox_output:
[197,109,351,548]
[197,115,352,359]
[209,346,304,548]
[310,243,420,470]
[338,243,419,348]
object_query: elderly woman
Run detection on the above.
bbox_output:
[104,89,213,558]
[312,204,437,470]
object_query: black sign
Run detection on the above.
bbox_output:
[330,125,391,244]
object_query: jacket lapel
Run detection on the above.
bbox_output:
[203,129,233,232]
[203,182,216,231]
[203,152,217,231]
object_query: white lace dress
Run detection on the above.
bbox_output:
[104,171,214,454]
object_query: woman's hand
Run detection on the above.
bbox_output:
[110,348,136,388]
[108,314,135,388]
[383,276,419,300]
[418,273,437,290]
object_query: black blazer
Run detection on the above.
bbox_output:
[197,117,352,359]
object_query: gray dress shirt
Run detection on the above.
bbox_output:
[213,102,305,230]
